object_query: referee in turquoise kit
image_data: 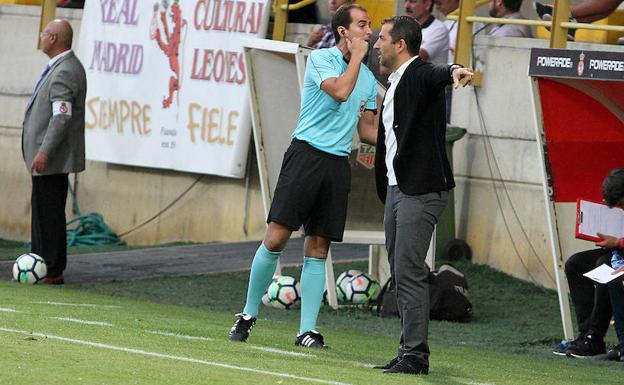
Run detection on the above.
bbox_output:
[228,4,377,348]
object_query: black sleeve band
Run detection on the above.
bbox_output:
[448,63,464,78]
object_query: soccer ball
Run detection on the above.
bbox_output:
[13,253,47,284]
[345,272,380,304]
[336,269,362,302]
[265,275,301,309]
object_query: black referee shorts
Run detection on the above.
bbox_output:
[267,139,351,242]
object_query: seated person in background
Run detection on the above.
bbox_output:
[434,0,486,121]
[307,0,354,48]
[488,0,533,37]
[434,0,460,64]
[434,0,460,122]
[559,250,612,358]
[535,0,623,24]
[590,168,624,361]
[434,0,487,63]
[556,168,624,359]
[404,0,450,65]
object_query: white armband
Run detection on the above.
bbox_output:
[52,101,72,117]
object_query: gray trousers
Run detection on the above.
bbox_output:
[384,186,448,365]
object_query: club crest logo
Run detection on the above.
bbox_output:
[59,102,68,114]
[150,0,187,109]
[356,143,375,169]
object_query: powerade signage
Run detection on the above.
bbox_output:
[529,48,624,81]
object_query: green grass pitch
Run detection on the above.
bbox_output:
[0,261,622,384]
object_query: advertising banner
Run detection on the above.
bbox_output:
[529,48,624,81]
[77,0,270,177]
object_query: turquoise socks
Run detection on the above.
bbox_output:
[242,243,281,317]
[242,248,326,333]
[299,257,326,334]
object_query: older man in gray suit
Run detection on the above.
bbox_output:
[22,19,86,285]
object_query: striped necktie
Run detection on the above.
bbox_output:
[33,64,51,94]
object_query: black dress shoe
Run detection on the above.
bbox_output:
[373,356,401,369]
[383,357,429,375]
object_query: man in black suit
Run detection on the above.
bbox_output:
[372,15,473,375]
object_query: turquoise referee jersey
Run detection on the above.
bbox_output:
[293,47,377,156]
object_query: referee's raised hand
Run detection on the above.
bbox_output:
[346,36,369,62]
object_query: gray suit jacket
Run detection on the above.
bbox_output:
[22,51,87,176]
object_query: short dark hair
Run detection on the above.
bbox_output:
[332,4,367,44]
[602,168,624,207]
[381,16,422,56]
[502,0,523,13]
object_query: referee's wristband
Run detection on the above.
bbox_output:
[448,64,463,78]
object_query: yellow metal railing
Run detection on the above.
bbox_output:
[453,0,624,70]
[279,0,316,11]
[550,0,570,47]
[561,21,624,33]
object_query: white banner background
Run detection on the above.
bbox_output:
[77,0,270,177]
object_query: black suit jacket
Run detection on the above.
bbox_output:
[375,58,456,203]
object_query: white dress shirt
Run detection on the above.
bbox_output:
[382,55,418,186]
[48,49,72,67]
[421,18,450,65]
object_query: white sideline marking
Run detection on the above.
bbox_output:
[146,331,312,357]
[146,330,214,341]
[247,345,315,357]
[33,301,121,308]
[0,327,352,385]
[51,317,113,327]
[0,307,21,313]
[353,362,377,368]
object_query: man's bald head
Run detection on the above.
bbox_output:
[41,19,73,57]
[48,19,73,48]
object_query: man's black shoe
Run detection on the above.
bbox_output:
[607,343,624,361]
[383,356,429,375]
[373,356,401,370]
[228,313,256,342]
[553,332,587,356]
[295,330,328,348]
[565,333,606,358]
